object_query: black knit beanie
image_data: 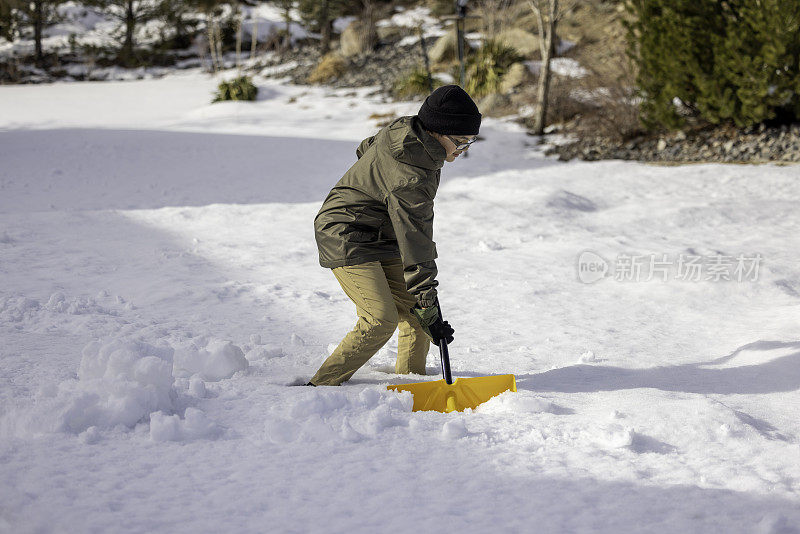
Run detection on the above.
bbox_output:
[417,85,481,136]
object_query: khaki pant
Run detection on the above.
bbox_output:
[310,258,430,386]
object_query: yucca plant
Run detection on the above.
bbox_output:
[392,67,442,98]
[213,76,258,102]
[462,39,523,97]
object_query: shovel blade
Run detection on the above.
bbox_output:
[387,374,517,413]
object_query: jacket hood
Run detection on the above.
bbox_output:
[386,116,447,171]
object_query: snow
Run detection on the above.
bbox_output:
[149,407,222,442]
[332,16,358,34]
[2,338,176,438]
[0,1,313,60]
[377,6,440,29]
[386,5,448,46]
[0,1,153,57]
[1,69,800,533]
[173,339,248,381]
[241,4,313,43]
[526,57,589,78]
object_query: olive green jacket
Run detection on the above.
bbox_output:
[314,116,446,307]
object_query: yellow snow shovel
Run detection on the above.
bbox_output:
[387,338,516,413]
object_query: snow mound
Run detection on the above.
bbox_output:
[264,387,414,444]
[0,295,41,322]
[1,339,177,437]
[69,339,176,431]
[476,391,559,414]
[243,334,283,361]
[587,423,636,449]
[46,291,117,315]
[584,423,674,454]
[441,418,469,440]
[188,375,207,397]
[244,346,284,361]
[0,292,118,324]
[578,350,600,363]
[173,339,249,381]
[477,239,505,252]
[150,408,222,442]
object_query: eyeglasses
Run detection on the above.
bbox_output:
[445,135,479,150]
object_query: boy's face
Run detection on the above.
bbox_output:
[437,133,478,162]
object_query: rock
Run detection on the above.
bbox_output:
[496,28,541,58]
[548,122,800,164]
[341,20,377,58]
[260,41,426,93]
[377,25,404,43]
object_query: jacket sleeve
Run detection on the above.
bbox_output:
[356,135,377,159]
[386,180,439,308]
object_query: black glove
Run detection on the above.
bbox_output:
[429,315,455,345]
[411,304,455,345]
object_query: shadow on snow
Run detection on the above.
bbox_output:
[521,340,800,395]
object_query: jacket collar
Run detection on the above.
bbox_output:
[387,116,446,170]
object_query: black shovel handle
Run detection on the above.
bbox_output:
[439,339,453,385]
[435,299,454,384]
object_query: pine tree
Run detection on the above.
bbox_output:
[0,0,23,43]
[1,0,64,64]
[625,0,728,129]
[297,0,347,53]
[157,0,199,50]
[86,0,160,66]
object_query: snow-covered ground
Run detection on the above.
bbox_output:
[1,71,800,533]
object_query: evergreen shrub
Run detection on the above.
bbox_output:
[626,0,800,129]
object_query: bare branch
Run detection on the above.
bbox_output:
[527,0,547,58]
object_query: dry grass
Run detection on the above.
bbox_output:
[517,54,643,142]
[472,0,530,39]
[570,56,644,142]
[307,52,347,84]
[368,112,397,127]
[512,1,642,141]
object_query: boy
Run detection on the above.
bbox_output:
[308,85,481,386]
